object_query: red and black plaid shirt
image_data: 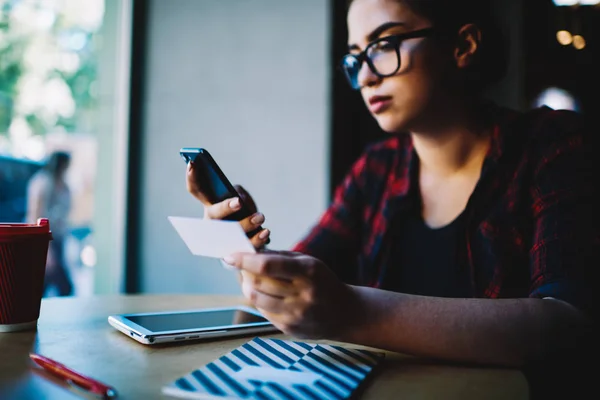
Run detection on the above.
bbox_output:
[293,106,597,316]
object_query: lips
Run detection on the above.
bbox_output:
[368,95,393,114]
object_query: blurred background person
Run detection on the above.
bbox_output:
[26,151,74,297]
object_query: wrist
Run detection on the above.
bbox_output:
[333,285,373,343]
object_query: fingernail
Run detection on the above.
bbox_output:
[229,198,240,209]
[251,213,265,225]
[223,255,236,265]
[259,229,270,239]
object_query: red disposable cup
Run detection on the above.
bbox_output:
[0,218,52,332]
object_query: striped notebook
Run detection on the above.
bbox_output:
[162,337,385,400]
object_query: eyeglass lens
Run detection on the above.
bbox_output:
[342,38,400,89]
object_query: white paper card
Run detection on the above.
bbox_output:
[168,216,256,259]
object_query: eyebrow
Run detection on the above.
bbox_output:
[348,22,407,51]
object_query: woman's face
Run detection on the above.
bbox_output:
[347,0,453,133]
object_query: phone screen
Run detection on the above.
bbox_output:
[124,309,268,332]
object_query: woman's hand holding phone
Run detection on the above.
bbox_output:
[186,161,271,250]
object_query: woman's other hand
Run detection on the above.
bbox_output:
[224,251,359,340]
[186,161,270,249]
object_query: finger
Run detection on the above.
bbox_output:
[258,249,303,257]
[256,308,281,323]
[234,185,257,214]
[204,197,242,219]
[250,229,270,249]
[240,270,290,293]
[246,271,298,298]
[238,212,265,234]
[241,270,256,299]
[233,185,271,246]
[254,308,294,334]
[219,259,238,271]
[241,271,285,312]
[243,286,287,314]
[225,253,312,280]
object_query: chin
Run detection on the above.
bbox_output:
[373,113,408,134]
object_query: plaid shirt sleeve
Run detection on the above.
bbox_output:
[528,110,598,316]
[291,153,368,283]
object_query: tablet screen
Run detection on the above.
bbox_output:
[124,309,268,332]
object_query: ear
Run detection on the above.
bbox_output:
[454,23,482,70]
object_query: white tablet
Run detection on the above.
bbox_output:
[107,305,278,345]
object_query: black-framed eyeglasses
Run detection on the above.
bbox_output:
[341,28,435,90]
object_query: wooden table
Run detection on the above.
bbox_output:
[0,295,529,399]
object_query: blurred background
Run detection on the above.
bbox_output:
[0,0,598,297]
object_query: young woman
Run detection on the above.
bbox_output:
[187,0,596,395]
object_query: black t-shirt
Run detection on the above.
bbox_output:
[382,208,472,298]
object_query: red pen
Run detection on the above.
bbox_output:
[30,353,118,399]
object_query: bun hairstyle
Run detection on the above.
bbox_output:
[347,0,509,90]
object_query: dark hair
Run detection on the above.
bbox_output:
[347,0,509,90]
[45,151,71,177]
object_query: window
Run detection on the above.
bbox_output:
[0,0,131,297]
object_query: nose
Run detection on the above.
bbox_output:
[356,61,380,89]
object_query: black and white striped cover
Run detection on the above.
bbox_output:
[162,337,384,400]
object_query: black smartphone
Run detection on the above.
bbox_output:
[180,147,263,239]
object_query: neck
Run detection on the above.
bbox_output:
[410,100,491,176]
